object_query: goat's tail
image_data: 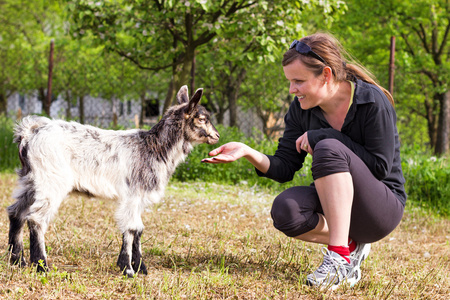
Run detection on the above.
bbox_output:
[14,115,49,144]
[14,115,50,176]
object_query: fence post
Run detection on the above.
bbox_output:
[45,39,54,116]
[388,36,395,95]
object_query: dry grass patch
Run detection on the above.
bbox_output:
[0,173,449,299]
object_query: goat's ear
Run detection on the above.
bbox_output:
[176,85,189,104]
[186,88,203,115]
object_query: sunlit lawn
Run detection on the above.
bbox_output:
[0,173,448,299]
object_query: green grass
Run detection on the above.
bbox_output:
[0,116,19,173]
[0,174,449,299]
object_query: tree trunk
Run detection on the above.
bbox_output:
[177,51,194,96]
[435,90,450,155]
[190,55,196,94]
[79,95,85,124]
[228,88,238,127]
[65,90,71,120]
[39,87,49,116]
[0,92,6,115]
[226,68,246,128]
[139,91,146,128]
[162,76,176,115]
[217,107,225,125]
[425,100,438,150]
[112,98,118,128]
[162,52,194,114]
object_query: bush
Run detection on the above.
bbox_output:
[174,128,450,216]
[0,118,448,216]
[401,145,450,216]
[172,125,313,191]
[0,115,20,172]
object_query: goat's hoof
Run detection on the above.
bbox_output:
[139,267,148,275]
[9,252,27,267]
[32,261,48,273]
[36,265,48,273]
[123,268,135,278]
[132,261,148,275]
[10,257,27,267]
[9,249,26,267]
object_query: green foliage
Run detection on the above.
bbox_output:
[0,117,448,215]
[173,125,313,190]
[0,115,19,172]
[401,145,450,216]
[330,0,450,154]
[173,128,450,216]
[0,0,65,95]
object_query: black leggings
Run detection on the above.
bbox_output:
[270,139,404,243]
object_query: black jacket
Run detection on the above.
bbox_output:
[257,79,407,205]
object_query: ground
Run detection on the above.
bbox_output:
[0,174,448,299]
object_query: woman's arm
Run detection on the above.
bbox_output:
[203,100,307,183]
[202,142,270,174]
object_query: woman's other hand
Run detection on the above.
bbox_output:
[296,132,313,155]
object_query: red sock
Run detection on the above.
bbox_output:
[348,238,357,253]
[328,245,350,264]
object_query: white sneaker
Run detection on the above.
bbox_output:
[350,242,371,282]
[307,248,358,290]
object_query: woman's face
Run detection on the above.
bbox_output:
[283,59,327,110]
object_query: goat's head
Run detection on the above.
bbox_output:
[177,85,220,145]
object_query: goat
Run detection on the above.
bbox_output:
[7,85,220,277]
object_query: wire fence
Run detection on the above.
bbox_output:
[6,92,284,140]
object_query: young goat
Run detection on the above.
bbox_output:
[7,85,219,277]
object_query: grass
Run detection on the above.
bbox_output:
[0,173,449,299]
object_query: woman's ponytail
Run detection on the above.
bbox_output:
[283,32,394,106]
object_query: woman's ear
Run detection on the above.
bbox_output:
[322,66,333,83]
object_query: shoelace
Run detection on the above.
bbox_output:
[316,248,349,275]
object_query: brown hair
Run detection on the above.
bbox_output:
[282,33,394,105]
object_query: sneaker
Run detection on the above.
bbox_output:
[307,248,358,290]
[350,242,371,282]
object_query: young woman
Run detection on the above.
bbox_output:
[202,33,406,290]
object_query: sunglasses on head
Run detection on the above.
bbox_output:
[289,40,327,65]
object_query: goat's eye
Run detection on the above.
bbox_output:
[198,117,206,124]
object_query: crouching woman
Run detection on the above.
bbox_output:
[202,33,406,290]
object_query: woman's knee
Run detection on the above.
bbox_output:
[312,139,351,179]
[314,138,344,151]
[270,194,297,225]
[270,188,321,237]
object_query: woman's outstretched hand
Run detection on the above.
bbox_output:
[201,142,248,164]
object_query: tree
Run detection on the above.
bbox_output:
[333,0,450,155]
[0,0,65,116]
[68,0,346,119]
[191,0,346,128]
[0,18,22,114]
[68,0,254,113]
[395,1,450,155]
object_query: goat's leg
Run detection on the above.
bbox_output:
[7,213,27,267]
[7,184,36,267]
[26,189,67,272]
[27,219,48,272]
[117,230,135,277]
[117,230,147,276]
[131,230,147,274]
[116,199,146,277]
